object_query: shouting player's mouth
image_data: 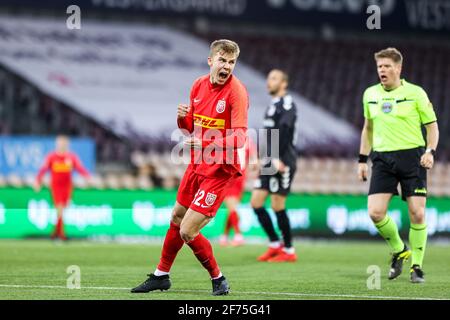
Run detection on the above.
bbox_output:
[379,74,388,84]
[216,70,230,84]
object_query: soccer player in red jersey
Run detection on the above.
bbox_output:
[132,39,249,296]
[34,135,90,240]
[220,139,257,247]
[220,174,246,246]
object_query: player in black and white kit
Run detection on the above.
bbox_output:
[251,69,298,263]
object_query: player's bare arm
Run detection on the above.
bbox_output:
[358,118,372,181]
[420,122,439,169]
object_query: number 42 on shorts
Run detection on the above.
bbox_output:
[192,189,217,208]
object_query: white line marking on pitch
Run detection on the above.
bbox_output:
[0,284,446,300]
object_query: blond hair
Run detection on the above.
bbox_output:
[209,39,240,58]
[374,47,403,64]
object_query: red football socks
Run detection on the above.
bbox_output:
[229,210,240,234]
[187,233,221,278]
[224,214,232,235]
[157,223,221,278]
[54,216,65,239]
[157,222,185,272]
[224,210,240,235]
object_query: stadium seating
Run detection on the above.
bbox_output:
[2,148,450,195]
[195,32,450,160]
[1,21,449,196]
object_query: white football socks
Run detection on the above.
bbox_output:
[283,247,295,255]
[212,272,223,280]
[154,269,169,276]
[269,241,281,248]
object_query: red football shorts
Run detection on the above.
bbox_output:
[176,169,237,217]
[51,185,72,207]
[226,175,245,199]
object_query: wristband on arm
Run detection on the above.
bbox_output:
[358,154,369,163]
[425,148,436,157]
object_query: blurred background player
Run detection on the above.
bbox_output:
[251,69,298,262]
[34,135,91,240]
[358,48,439,283]
[219,138,257,247]
[131,39,249,296]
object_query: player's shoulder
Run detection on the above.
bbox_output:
[362,83,384,103]
[229,75,248,93]
[66,152,79,159]
[403,79,428,96]
[192,74,209,88]
[280,94,296,111]
[45,151,56,160]
[228,75,249,104]
[363,82,382,95]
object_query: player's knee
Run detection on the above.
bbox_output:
[409,207,425,224]
[179,231,190,243]
[179,223,197,242]
[171,206,186,224]
[179,228,196,243]
[171,211,183,225]
[271,203,285,212]
[225,200,238,212]
[271,197,286,212]
[251,197,263,209]
[368,206,386,223]
[179,228,190,242]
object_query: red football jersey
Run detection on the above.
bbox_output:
[178,74,249,178]
[36,152,90,189]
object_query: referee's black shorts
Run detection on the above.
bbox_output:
[369,147,427,201]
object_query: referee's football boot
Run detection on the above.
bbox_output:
[131,274,171,293]
[388,245,411,280]
[212,275,230,296]
[410,265,425,284]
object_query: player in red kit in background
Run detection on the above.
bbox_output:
[132,39,249,296]
[34,135,90,241]
[220,138,258,246]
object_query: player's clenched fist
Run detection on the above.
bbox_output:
[177,104,190,119]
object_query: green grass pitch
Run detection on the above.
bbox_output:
[0,240,449,300]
